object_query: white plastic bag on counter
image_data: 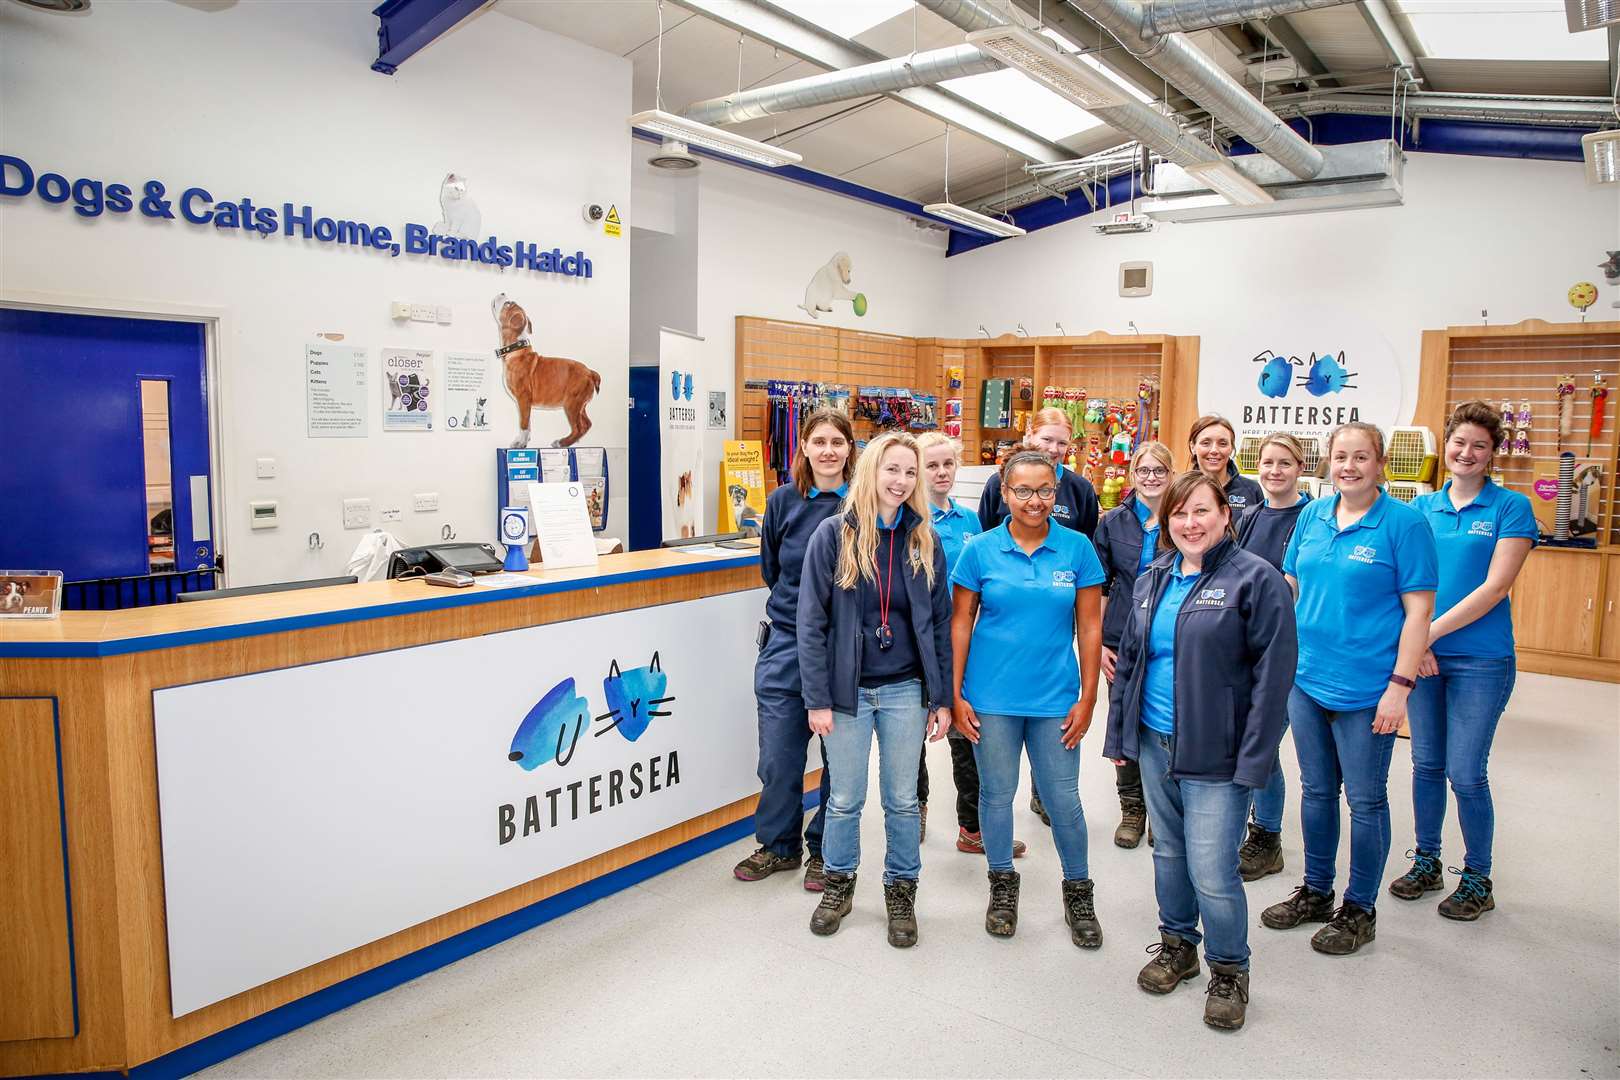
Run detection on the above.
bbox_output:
[346,529,403,582]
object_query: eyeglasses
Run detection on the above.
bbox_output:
[1134,466,1169,480]
[1007,485,1057,500]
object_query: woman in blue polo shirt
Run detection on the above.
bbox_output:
[1262,422,1436,956]
[952,448,1106,947]
[1094,440,1175,849]
[737,408,854,891]
[1189,415,1264,515]
[1104,471,1297,1031]
[1390,402,1536,921]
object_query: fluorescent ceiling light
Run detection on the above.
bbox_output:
[1396,1,1608,61]
[1584,130,1620,184]
[967,25,1134,112]
[1183,160,1275,205]
[940,68,1107,140]
[1566,0,1620,31]
[771,0,913,39]
[923,202,1026,237]
[627,109,803,168]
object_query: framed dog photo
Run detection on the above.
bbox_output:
[0,570,64,619]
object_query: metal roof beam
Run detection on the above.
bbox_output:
[371,0,490,75]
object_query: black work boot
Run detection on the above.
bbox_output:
[1137,931,1200,994]
[733,846,801,882]
[1388,848,1443,900]
[1114,797,1148,849]
[1062,878,1103,949]
[1310,902,1376,955]
[803,854,826,893]
[985,869,1021,937]
[884,879,919,948]
[1238,822,1284,881]
[1030,790,1051,827]
[1260,883,1335,929]
[1203,963,1250,1030]
[1438,866,1495,921]
[809,871,855,936]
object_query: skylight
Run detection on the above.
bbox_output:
[941,67,1107,140]
[1395,1,1609,62]
[771,0,914,40]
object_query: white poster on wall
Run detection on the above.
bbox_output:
[1201,309,1406,443]
[305,341,368,437]
[659,328,705,541]
[443,350,494,432]
[153,588,767,1018]
[381,347,435,431]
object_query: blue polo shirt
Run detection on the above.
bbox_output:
[931,498,981,574]
[1134,496,1160,574]
[952,519,1106,718]
[1283,491,1438,710]
[1142,557,1200,735]
[1412,479,1538,659]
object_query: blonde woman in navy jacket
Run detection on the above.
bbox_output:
[1104,471,1297,1032]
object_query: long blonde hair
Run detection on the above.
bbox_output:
[835,431,938,590]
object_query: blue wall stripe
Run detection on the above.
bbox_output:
[0,556,761,659]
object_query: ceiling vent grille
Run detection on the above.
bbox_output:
[965,25,1131,111]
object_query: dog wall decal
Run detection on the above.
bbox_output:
[798,251,860,320]
[491,293,603,448]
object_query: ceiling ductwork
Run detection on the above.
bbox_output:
[1142,0,1357,35]
[1284,91,1616,128]
[683,44,1001,126]
[1143,139,1402,221]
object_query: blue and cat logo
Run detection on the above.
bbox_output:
[1199,588,1227,601]
[1468,520,1495,537]
[1349,544,1378,565]
[1252,350,1360,400]
[1051,569,1076,586]
[508,651,675,770]
[669,370,694,402]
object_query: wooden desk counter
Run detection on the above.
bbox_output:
[0,546,784,1077]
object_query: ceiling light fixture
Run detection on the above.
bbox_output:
[1583,130,1620,184]
[923,202,1028,238]
[965,25,1130,112]
[628,110,802,168]
[1182,160,1275,205]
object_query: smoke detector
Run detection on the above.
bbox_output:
[8,0,91,10]
[648,138,700,172]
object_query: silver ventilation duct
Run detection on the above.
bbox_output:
[1143,139,1401,222]
[1143,0,1356,34]
[683,44,1001,126]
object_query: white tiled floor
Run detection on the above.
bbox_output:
[200,672,1619,1079]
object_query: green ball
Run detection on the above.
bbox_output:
[852,293,868,317]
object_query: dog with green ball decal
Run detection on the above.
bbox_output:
[799,251,866,320]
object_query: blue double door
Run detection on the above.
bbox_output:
[0,307,216,606]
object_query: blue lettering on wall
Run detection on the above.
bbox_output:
[0,154,592,279]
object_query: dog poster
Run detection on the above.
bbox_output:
[491,293,603,449]
[719,441,764,534]
[444,351,493,432]
[0,570,63,619]
[381,347,434,432]
[659,329,704,542]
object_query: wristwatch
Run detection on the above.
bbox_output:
[1388,673,1416,690]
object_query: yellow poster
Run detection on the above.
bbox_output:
[719,440,765,533]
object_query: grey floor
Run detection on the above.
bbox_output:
[200,672,1619,1079]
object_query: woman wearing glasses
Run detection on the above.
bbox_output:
[951,448,1106,947]
[1092,441,1175,849]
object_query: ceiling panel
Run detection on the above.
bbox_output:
[1419,58,1611,96]
[497,0,665,57]
[1286,8,1390,74]
[763,97,950,176]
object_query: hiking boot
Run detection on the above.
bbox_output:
[1137,932,1200,994]
[956,828,1028,858]
[919,803,927,843]
[1115,798,1148,849]
[809,871,855,936]
[884,879,919,948]
[985,869,1021,937]
[1203,963,1250,1031]
[1062,878,1103,949]
[733,846,801,882]
[1260,883,1335,929]
[1030,790,1051,827]
[1238,823,1284,882]
[1388,848,1443,900]
[1438,866,1495,921]
[803,854,825,892]
[1311,902,1376,955]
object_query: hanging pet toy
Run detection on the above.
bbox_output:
[1589,373,1609,456]
[1557,374,1576,440]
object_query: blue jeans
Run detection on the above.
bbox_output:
[1138,728,1252,968]
[820,680,927,884]
[974,714,1089,878]
[1408,654,1516,876]
[1288,687,1396,910]
[1249,717,1290,833]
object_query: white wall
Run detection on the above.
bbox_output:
[937,152,1617,433]
[1,3,630,586]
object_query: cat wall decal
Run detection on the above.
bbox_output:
[508,653,677,772]
[1298,351,1358,397]
[595,651,676,744]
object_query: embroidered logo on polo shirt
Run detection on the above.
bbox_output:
[1468,520,1495,537]
[1349,544,1377,564]
[1193,587,1227,607]
[1052,569,1077,586]
[1054,504,1072,517]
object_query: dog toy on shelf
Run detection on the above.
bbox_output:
[1557,375,1576,439]
[1590,373,1609,455]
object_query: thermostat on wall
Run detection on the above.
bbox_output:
[1119,261,1153,298]
[249,500,279,530]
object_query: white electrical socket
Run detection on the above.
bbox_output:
[342,497,373,529]
[255,457,277,479]
[389,301,411,319]
[413,492,439,512]
[380,506,402,523]
[435,306,453,324]
[409,303,435,322]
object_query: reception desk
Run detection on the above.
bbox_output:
[0,548,791,1077]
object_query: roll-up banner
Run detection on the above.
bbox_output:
[659,328,705,541]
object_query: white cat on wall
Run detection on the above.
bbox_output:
[432,173,482,238]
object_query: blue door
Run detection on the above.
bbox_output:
[627,366,662,551]
[0,308,216,607]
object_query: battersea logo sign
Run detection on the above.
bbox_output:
[0,154,592,278]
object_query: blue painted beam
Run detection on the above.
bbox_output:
[371,0,487,75]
